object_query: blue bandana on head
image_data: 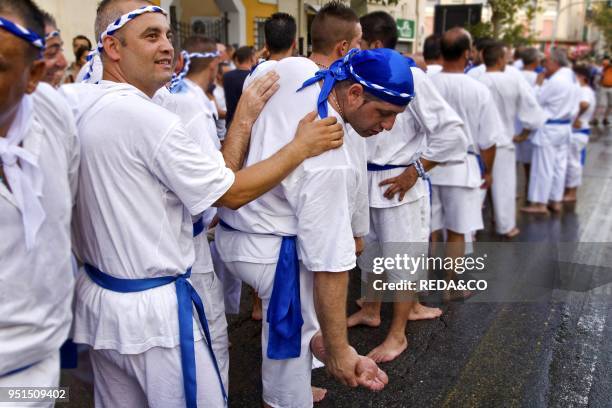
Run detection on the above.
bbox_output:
[169,49,221,93]
[0,17,45,55]
[297,48,416,118]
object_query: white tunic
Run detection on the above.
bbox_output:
[217,57,359,273]
[575,85,596,129]
[61,81,235,353]
[476,70,546,147]
[0,83,79,374]
[426,64,442,76]
[428,72,501,187]
[521,70,538,88]
[532,67,581,147]
[213,84,227,141]
[364,67,467,208]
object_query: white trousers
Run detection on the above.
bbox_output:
[0,353,59,408]
[565,133,588,188]
[431,185,484,234]
[210,241,242,315]
[529,143,569,203]
[223,261,319,408]
[491,146,517,234]
[189,271,230,389]
[358,197,430,283]
[89,340,225,408]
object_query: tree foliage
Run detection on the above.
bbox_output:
[589,2,612,53]
[466,0,538,47]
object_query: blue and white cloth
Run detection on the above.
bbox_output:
[169,50,220,92]
[0,16,45,52]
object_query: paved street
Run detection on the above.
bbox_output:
[61,126,612,407]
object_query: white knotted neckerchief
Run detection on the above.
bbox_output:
[0,95,46,249]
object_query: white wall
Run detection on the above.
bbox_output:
[37,0,98,62]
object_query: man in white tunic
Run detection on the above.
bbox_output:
[346,11,468,363]
[423,33,443,76]
[0,0,79,399]
[563,64,596,203]
[63,1,344,406]
[429,28,500,292]
[476,41,546,237]
[216,48,415,407]
[515,47,544,191]
[521,48,580,214]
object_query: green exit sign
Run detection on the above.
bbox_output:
[397,18,415,40]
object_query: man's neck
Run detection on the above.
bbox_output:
[268,49,293,62]
[235,62,251,71]
[0,103,20,138]
[486,64,504,73]
[523,64,538,72]
[442,59,467,73]
[186,72,211,92]
[102,69,158,98]
[309,52,336,69]
[425,59,442,66]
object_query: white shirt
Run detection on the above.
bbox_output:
[428,72,502,187]
[364,67,467,208]
[153,86,230,275]
[521,70,538,88]
[0,83,79,374]
[61,81,235,353]
[426,64,442,76]
[213,83,227,141]
[216,57,359,273]
[477,70,547,147]
[576,85,596,129]
[532,67,581,146]
[242,60,278,90]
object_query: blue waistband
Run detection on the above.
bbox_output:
[546,119,571,125]
[192,217,205,238]
[84,264,227,407]
[573,128,591,136]
[219,219,303,360]
[366,163,407,171]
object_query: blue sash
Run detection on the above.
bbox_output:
[366,163,406,171]
[468,151,485,177]
[546,119,571,125]
[573,128,591,136]
[192,217,205,238]
[219,220,303,360]
[84,264,227,408]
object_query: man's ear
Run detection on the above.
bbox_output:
[25,60,46,94]
[346,83,365,107]
[336,40,349,58]
[103,35,123,62]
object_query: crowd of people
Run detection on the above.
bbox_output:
[0,0,608,407]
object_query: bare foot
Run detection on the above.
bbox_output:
[355,297,364,308]
[347,309,381,328]
[548,202,562,212]
[408,302,443,321]
[502,227,520,239]
[520,205,550,215]
[562,195,577,203]
[251,295,262,321]
[367,335,408,363]
[312,386,327,403]
[310,332,327,363]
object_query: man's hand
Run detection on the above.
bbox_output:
[292,111,344,159]
[512,134,528,143]
[233,71,280,125]
[573,119,582,129]
[379,165,418,201]
[326,346,388,391]
[354,237,365,257]
[481,172,493,190]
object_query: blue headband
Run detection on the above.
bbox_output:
[169,50,221,93]
[0,17,45,52]
[45,30,60,41]
[82,5,166,82]
[298,48,416,118]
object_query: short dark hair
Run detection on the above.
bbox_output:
[360,11,397,49]
[521,47,540,66]
[95,0,152,39]
[73,34,92,49]
[423,34,441,62]
[75,44,90,61]
[482,41,506,68]
[310,1,359,54]
[40,10,58,30]
[217,61,230,76]
[183,35,217,75]
[573,64,590,81]
[474,36,494,52]
[264,12,296,54]
[234,45,254,65]
[0,0,45,59]
[0,0,45,39]
[440,28,471,62]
